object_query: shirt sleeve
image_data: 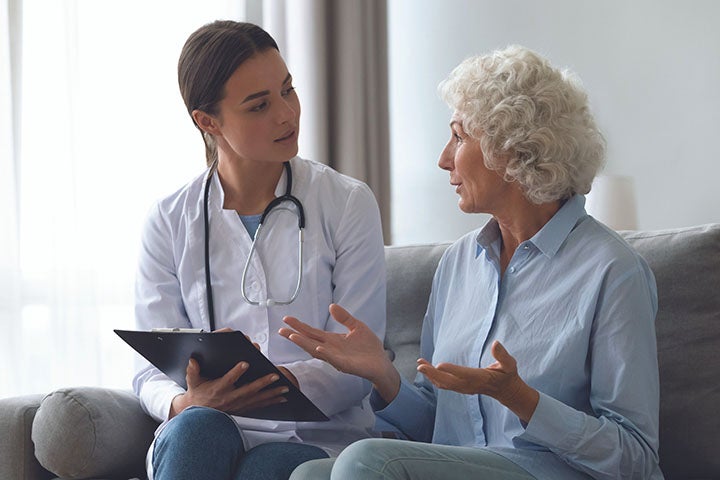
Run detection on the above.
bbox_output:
[518,258,661,479]
[280,182,387,417]
[132,203,190,422]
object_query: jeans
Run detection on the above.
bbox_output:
[152,407,329,480]
[290,438,535,480]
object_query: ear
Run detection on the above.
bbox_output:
[192,109,221,136]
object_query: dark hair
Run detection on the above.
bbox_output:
[178,21,279,166]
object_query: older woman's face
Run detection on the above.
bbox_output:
[438,115,509,214]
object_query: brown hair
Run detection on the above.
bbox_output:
[178,21,279,166]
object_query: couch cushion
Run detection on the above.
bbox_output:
[31,387,158,480]
[385,243,449,380]
[621,224,720,479]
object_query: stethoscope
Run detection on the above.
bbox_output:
[203,161,305,331]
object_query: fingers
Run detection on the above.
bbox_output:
[279,328,324,359]
[328,304,360,330]
[281,317,329,341]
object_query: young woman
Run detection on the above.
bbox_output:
[132,20,386,480]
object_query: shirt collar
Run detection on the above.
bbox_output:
[475,194,588,259]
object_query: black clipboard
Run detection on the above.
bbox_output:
[114,329,328,422]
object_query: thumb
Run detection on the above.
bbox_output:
[491,341,516,369]
[185,357,201,390]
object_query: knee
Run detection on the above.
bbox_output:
[156,407,241,452]
[332,439,393,480]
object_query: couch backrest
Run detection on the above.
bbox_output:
[383,223,720,480]
[621,224,720,479]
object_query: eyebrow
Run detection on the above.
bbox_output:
[241,73,292,104]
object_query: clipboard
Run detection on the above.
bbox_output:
[114,329,328,422]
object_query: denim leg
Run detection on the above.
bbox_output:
[235,442,329,480]
[152,407,243,480]
[330,438,536,480]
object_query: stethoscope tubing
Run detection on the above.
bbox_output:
[203,161,305,331]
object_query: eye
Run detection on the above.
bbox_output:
[249,101,268,113]
[453,132,463,144]
[281,85,296,97]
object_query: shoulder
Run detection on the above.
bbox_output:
[143,170,206,230]
[564,217,656,297]
[292,157,374,199]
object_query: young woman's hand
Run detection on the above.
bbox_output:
[169,358,288,418]
[417,340,539,423]
[279,303,401,402]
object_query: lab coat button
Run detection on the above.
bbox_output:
[509,267,516,273]
[257,332,267,343]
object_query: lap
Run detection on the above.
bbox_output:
[153,407,328,480]
[291,438,535,480]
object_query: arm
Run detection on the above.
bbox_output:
[517,263,661,479]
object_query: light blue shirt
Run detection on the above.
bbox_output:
[375,195,663,479]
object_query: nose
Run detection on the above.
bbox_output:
[438,141,454,171]
[277,97,297,124]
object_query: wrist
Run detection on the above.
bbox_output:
[169,393,189,419]
[370,360,401,404]
[498,379,539,424]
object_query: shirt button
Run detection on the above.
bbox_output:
[256,332,268,343]
[509,266,516,273]
[523,245,530,250]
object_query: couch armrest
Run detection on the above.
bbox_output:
[31,387,159,480]
[0,394,54,480]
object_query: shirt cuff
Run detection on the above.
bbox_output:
[518,391,587,453]
[373,377,434,441]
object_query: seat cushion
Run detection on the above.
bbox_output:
[31,387,158,480]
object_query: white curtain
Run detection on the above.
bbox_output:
[0,0,22,396]
[0,0,246,398]
[1,0,391,398]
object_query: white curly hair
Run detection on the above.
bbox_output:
[438,45,606,204]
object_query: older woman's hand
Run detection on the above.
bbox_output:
[280,304,401,402]
[417,340,540,423]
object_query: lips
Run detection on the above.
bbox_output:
[274,129,297,142]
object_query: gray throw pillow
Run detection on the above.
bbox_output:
[31,387,157,479]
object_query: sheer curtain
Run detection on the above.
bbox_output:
[0,1,246,398]
[1,0,391,398]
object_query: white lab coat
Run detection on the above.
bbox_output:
[132,156,386,471]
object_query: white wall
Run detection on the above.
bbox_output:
[388,0,720,245]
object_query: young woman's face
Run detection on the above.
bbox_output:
[200,48,301,165]
[437,114,509,214]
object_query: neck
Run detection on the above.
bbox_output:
[216,157,285,215]
[495,196,562,272]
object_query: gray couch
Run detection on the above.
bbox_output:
[2,224,719,480]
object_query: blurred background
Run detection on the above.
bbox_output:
[2,0,718,397]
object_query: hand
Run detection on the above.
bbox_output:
[279,304,401,402]
[170,358,288,418]
[417,340,539,423]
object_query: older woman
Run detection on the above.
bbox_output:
[281,45,663,480]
